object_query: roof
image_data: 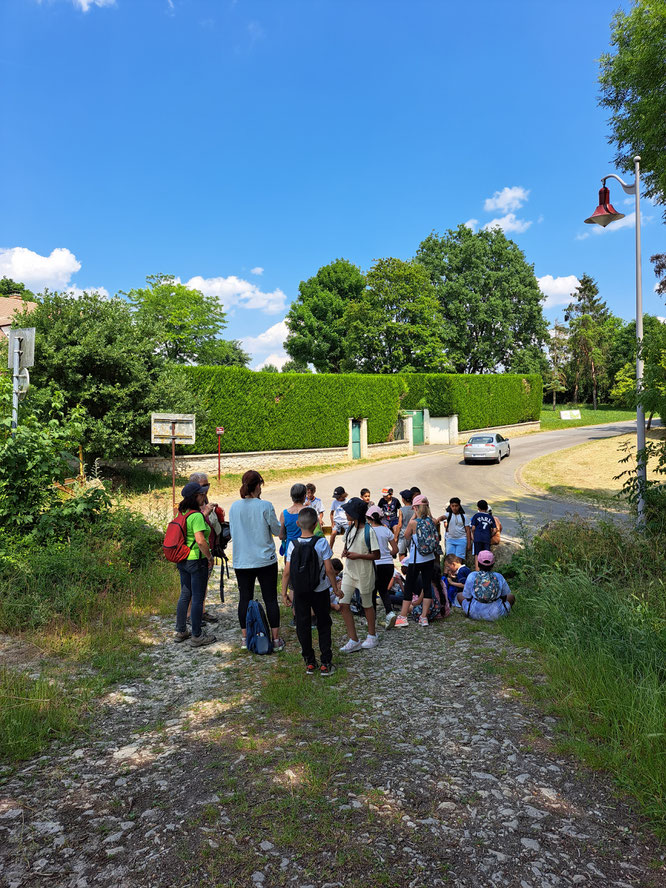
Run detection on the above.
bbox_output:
[0,295,37,334]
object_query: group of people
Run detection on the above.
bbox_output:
[171,472,515,674]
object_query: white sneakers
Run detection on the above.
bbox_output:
[339,635,379,653]
[384,612,397,630]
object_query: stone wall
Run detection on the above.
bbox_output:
[456,420,540,442]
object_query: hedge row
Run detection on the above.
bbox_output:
[177,367,542,453]
[401,373,543,430]
[180,367,407,454]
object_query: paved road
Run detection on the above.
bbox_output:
[216,421,642,540]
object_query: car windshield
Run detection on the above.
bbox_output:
[468,436,494,444]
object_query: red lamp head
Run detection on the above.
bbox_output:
[584,185,625,227]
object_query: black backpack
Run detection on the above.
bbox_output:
[290,539,321,595]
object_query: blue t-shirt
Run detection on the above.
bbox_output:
[470,511,496,545]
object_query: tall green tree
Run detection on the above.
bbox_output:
[341,258,451,374]
[611,315,666,427]
[284,259,366,373]
[0,277,35,299]
[599,0,666,217]
[415,224,548,373]
[125,274,244,365]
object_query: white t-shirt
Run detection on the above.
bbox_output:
[306,496,324,517]
[330,499,349,526]
[372,524,395,565]
[446,512,470,540]
[406,521,436,564]
[286,536,334,593]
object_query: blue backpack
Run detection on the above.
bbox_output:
[246,600,273,655]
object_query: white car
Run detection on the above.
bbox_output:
[463,433,511,464]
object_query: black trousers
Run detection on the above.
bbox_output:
[373,563,395,615]
[235,562,279,629]
[294,587,332,666]
[405,559,434,603]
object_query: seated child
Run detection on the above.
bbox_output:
[457,550,515,621]
[443,554,471,607]
[328,557,343,612]
[387,567,405,610]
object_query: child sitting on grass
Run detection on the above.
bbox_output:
[281,507,340,676]
[457,550,515,621]
[443,553,471,607]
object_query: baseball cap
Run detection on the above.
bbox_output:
[366,505,383,520]
[477,550,495,567]
[181,481,207,498]
[333,486,347,498]
[412,494,428,506]
[341,497,367,522]
[399,489,413,501]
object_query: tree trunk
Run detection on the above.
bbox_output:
[647,411,654,430]
[552,389,556,408]
[591,360,597,410]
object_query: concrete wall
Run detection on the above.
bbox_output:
[457,420,540,443]
[427,414,459,445]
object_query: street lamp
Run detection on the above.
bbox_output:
[584,155,646,525]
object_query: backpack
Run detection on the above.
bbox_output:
[472,570,502,603]
[290,539,322,596]
[415,517,440,556]
[245,600,273,655]
[163,510,196,563]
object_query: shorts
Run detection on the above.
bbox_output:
[473,540,491,556]
[334,522,348,534]
[446,538,468,558]
[397,535,408,556]
[340,577,373,608]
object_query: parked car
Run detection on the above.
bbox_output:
[463,433,510,464]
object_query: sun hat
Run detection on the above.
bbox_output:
[477,550,495,567]
[341,497,368,522]
[366,505,383,520]
[412,494,429,506]
[333,486,347,498]
[181,481,207,498]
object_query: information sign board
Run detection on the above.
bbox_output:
[150,413,196,445]
[559,409,582,420]
[7,327,35,369]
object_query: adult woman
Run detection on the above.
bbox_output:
[395,495,440,629]
[228,470,285,650]
[174,481,217,648]
[438,497,471,559]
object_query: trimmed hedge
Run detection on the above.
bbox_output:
[401,373,543,431]
[179,367,407,454]
[177,367,542,453]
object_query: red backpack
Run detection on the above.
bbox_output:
[163,510,196,563]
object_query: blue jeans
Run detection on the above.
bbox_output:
[445,538,467,558]
[176,559,209,637]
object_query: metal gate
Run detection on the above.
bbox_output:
[403,410,424,446]
[351,420,361,459]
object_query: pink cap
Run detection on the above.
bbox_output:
[366,505,383,520]
[412,494,428,506]
[477,550,495,566]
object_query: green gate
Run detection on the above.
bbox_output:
[351,419,362,459]
[403,410,424,446]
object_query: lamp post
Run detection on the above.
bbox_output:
[584,155,646,526]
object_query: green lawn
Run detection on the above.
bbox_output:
[540,403,640,431]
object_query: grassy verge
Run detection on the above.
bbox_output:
[500,519,666,838]
[521,428,666,506]
[540,403,640,431]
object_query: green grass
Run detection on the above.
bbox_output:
[540,403,640,431]
[500,519,666,838]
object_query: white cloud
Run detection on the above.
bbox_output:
[185,274,286,314]
[482,213,532,234]
[73,0,116,10]
[484,186,530,213]
[250,266,264,276]
[65,285,110,299]
[241,319,289,369]
[0,246,81,290]
[537,274,580,309]
[463,218,478,232]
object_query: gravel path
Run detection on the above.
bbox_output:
[1,568,663,888]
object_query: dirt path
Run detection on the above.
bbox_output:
[1,570,663,888]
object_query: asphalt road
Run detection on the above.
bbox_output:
[217,421,642,540]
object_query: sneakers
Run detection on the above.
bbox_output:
[418,616,429,628]
[240,637,247,649]
[190,631,217,648]
[339,638,363,653]
[395,615,409,628]
[273,637,286,652]
[201,611,219,624]
[361,634,379,649]
[320,663,336,677]
[173,630,191,643]
[384,611,397,630]
[305,662,317,676]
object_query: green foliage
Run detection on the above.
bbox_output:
[341,258,451,373]
[599,0,666,216]
[197,337,249,367]
[32,485,112,543]
[415,224,549,373]
[285,259,367,372]
[179,366,407,452]
[503,519,666,835]
[0,277,34,299]
[401,373,543,430]
[281,360,312,373]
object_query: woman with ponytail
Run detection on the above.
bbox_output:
[228,470,285,651]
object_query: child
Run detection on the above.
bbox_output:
[366,505,399,629]
[470,500,499,569]
[394,489,415,556]
[281,507,340,676]
[437,497,471,559]
[360,488,374,505]
[305,483,325,535]
[443,554,471,607]
[377,488,399,529]
[388,567,406,611]
[395,495,440,629]
[328,557,343,612]
[338,497,380,652]
[458,550,515,621]
[412,561,448,621]
[329,486,349,551]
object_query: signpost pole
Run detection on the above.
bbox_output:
[11,335,21,436]
[171,421,177,516]
[218,433,221,482]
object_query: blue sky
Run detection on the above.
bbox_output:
[1,0,663,367]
